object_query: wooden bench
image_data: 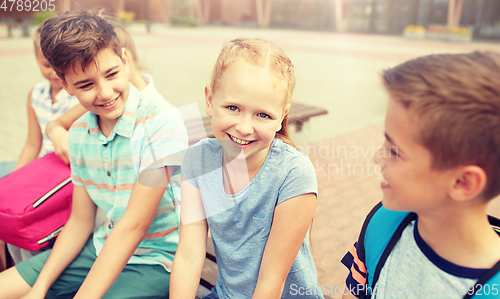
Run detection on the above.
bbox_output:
[186,103,328,146]
[196,234,218,298]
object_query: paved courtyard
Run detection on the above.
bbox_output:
[1,23,500,298]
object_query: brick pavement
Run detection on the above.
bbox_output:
[309,123,384,298]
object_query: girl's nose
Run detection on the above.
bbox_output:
[235,117,254,135]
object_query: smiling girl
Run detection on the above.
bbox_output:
[170,38,323,299]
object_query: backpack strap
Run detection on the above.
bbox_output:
[464,215,500,299]
[464,261,500,298]
[358,202,415,298]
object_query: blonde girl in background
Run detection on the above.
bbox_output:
[171,38,323,299]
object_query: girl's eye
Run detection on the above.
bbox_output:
[257,112,270,119]
[107,71,118,79]
[228,106,238,111]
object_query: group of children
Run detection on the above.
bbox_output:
[0,8,499,299]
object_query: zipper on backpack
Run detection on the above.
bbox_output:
[32,177,71,208]
[37,225,64,245]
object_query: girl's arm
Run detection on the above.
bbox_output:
[252,193,317,299]
[170,176,209,298]
[21,185,97,299]
[72,167,172,299]
[15,89,42,170]
[45,104,87,164]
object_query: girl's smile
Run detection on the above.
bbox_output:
[227,133,255,146]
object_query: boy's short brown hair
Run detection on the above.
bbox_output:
[383,52,500,200]
[40,10,122,83]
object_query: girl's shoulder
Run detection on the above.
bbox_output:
[187,137,219,152]
[31,80,51,101]
[271,139,313,164]
[184,138,220,163]
[182,138,221,181]
[265,139,316,178]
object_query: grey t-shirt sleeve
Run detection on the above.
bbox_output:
[277,152,318,205]
[181,139,210,189]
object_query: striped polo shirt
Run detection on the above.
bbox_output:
[69,84,188,271]
[31,80,80,155]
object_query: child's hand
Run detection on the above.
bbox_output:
[47,125,70,164]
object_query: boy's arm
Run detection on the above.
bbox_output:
[72,167,173,299]
[170,176,208,298]
[15,89,42,170]
[23,185,97,298]
[45,104,87,164]
[252,193,317,299]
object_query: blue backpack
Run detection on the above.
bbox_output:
[356,202,500,299]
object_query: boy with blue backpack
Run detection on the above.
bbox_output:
[341,52,500,299]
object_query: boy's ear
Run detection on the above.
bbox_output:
[449,165,487,202]
[121,48,130,75]
[60,77,74,96]
[205,86,213,117]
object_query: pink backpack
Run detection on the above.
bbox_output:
[0,153,73,251]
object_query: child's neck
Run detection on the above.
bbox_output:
[222,147,269,195]
[130,72,147,91]
[98,117,118,138]
[417,204,500,269]
[50,85,63,104]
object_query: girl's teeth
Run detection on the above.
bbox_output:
[382,178,389,185]
[231,136,250,145]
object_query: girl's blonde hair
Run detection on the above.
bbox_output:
[209,38,297,147]
[112,23,141,69]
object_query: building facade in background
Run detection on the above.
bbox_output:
[1,0,499,39]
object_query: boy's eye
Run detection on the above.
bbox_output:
[257,112,270,119]
[107,71,118,79]
[389,146,399,157]
[79,83,93,90]
[227,106,238,112]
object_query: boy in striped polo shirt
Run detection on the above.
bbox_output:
[0,10,187,299]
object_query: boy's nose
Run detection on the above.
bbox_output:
[97,83,113,101]
[235,117,254,135]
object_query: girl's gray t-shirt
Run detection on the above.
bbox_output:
[182,138,323,298]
